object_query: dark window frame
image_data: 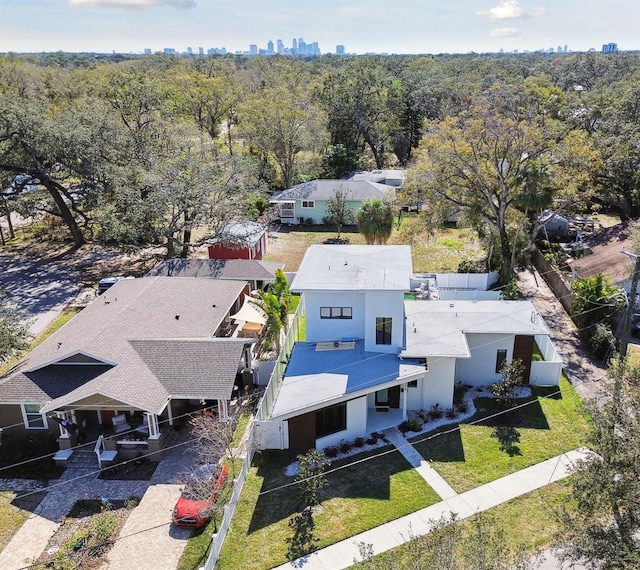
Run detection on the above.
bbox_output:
[316,403,347,438]
[375,317,393,345]
[320,306,353,319]
[495,349,508,373]
[301,200,315,209]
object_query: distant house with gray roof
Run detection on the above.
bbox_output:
[269,179,395,225]
[0,277,259,465]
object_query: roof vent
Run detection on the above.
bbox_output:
[449,303,454,308]
[175,315,180,320]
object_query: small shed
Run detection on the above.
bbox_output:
[206,222,267,260]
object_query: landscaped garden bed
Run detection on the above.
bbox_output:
[30,497,140,569]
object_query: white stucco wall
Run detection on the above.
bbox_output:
[454,333,514,386]
[303,291,366,343]
[364,291,405,353]
[316,397,368,450]
[419,357,456,410]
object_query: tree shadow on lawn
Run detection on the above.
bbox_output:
[473,396,551,430]
[410,426,465,463]
[247,446,414,534]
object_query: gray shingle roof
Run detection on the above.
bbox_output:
[145,259,284,280]
[1,277,251,414]
[270,179,395,202]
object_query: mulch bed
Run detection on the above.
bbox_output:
[33,498,139,570]
[98,458,158,481]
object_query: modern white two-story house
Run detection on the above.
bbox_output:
[255,244,562,459]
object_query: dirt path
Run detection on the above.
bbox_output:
[517,266,608,403]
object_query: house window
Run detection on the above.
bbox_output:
[316,403,346,438]
[21,404,48,430]
[376,317,392,345]
[320,306,352,319]
[495,349,508,373]
[301,200,315,209]
[407,379,418,388]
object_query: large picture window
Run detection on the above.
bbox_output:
[320,306,352,319]
[316,403,346,438]
[21,404,48,429]
[495,349,508,373]
[375,317,392,345]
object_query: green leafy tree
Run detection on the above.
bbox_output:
[556,362,640,569]
[490,359,525,409]
[296,449,330,510]
[321,144,360,179]
[325,187,354,239]
[571,274,625,359]
[356,198,393,245]
[0,292,30,362]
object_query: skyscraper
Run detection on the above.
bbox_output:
[277,39,284,54]
[336,45,345,55]
[267,40,274,54]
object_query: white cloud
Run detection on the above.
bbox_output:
[68,0,196,9]
[478,1,524,20]
[490,27,522,39]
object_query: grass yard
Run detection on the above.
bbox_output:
[216,448,440,570]
[264,221,485,273]
[352,480,573,567]
[411,376,589,493]
[0,491,46,553]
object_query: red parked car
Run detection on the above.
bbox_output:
[172,464,228,528]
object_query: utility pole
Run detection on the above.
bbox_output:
[619,248,640,363]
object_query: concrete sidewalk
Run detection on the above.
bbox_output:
[272,447,591,570]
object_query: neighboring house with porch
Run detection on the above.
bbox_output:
[255,244,562,459]
[145,258,285,292]
[205,221,268,260]
[270,179,395,225]
[0,277,258,465]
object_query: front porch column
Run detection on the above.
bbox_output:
[218,399,229,422]
[167,401,174,426]
[145,412,161,439]
[56,411,77,450]
[402,384,408,421]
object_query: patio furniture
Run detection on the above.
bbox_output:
[111,414,131,434]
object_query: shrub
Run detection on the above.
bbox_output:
[339,440,352,454]
[324,445,338,458]
[456,402,468,414]
[353,437,365,448]
[428,403,443,420]
[400,416,423,433]
[445,408,457,419]
[453,383,467,406]
[366,434,379,446]
[125,496,140,509]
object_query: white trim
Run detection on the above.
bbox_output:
[21,404,49,430]
[24,350,117,373]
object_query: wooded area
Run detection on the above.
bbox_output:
[1,51,638,281]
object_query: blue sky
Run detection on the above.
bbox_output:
[0,0,637,55]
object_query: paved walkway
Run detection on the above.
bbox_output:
[273,447,591,570]
[383,428,457,500]
[0,429,195,570]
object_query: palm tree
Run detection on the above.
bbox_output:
[355,199,393,245]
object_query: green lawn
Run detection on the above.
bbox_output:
[352,480,573,567]
[217,448,440,570]
[411,377,589,493]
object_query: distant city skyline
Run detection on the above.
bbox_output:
[0,1,638,56]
